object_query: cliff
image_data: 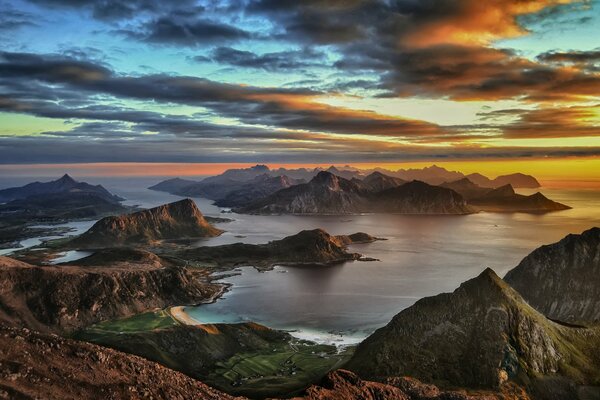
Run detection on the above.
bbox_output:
[505,227,600,324]
[0,252,222,333]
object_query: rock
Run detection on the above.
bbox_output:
[505,227,600,324]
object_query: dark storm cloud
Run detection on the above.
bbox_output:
[26,0,200,21]
[122,15,252,46]
[206,47,327,71]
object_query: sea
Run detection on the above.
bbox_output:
[1,176,600,344]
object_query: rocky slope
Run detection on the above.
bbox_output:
[0,252,222,333]
[375,180,473,214]
[70,199,222,248]
[178,228,372,270]
[298,370,531,400]
[0,324,236,400]
[505,227,600,324]
[346,268,600,397]
[468,185,570,212]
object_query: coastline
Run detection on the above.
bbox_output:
[169,306,200,326]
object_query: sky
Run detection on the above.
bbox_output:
[0,0,599,172]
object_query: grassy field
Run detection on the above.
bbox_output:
[75,311,354,399]
[76,309,177,336]
[207,341,354,398]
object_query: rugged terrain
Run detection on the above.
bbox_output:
[0,324,237,400]
[0,251,222,333]
[0,324,532,400]
[346,268,600,398]
[505,227,600,324]
[70,198,222,248]
[177,228,375,270]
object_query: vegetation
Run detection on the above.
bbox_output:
[75,311,353,399]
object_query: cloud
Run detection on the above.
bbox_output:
[483,104,600,139]
[206,46,327,71]
[122,15,252,46]
[26,0,199,21]
[0,51,447,139]
[537,49,600,64]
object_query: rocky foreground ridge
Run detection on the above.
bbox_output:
[0,325,531,400]
[346,268,600,398]
[70,198,222,248]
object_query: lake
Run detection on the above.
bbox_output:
[2,176,600,343]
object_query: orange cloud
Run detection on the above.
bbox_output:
[401,0,580,48]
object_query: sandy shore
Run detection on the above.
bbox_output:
[169,306,200,326]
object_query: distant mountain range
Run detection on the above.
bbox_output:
[149,164,564,214]
[149,164,543,209]
[0,174,127,222]
[0,174,123,203]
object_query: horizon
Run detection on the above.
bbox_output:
[1,158,599,188]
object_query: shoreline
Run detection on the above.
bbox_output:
[169,306,201,326]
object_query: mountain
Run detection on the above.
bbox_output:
[0,174,123,203]
[466,173,541,189]
[391,165,465,185]
[239,172,473,215]
[440,177,490,200]
[346,268,600,397]
[148,177,197,193]
[468,184,570,212]
[375,180,473,214]
[70,199,222,248]
[238,171,369,214]
[0,251,223,333]
[0,324,234,400]
[177,228,372,270]
[505,227,600,325]
[0,190,128,220]
[361,171,406,192]
[213,174,303,207]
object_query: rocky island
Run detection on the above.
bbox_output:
[177,228,380,270]
[70,198,223,248]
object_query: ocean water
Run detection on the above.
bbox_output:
[2,176,600,343]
